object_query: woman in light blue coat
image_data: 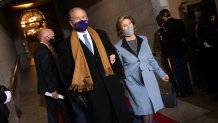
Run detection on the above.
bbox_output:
[114,15,169,123]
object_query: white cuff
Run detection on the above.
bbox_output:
[4,91,12,104]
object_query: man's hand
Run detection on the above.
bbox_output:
[51,91,58,99]
[109,54,116,65]
[204,41,212,48]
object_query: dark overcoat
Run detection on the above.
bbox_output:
[161,18,188,58]
[34,43,75,123]
[34,44,60,95]
[58,29,132,123]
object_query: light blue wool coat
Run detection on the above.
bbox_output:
[115,35,166,115]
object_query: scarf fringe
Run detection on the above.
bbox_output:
[70,27,114,92]
[105,68,114,76]
[68,84,93,92]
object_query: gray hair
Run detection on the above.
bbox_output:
[68,7,87,21]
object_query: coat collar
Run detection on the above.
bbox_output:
[121,35,143,57]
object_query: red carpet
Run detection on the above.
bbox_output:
[58,108,64,123]
[125,96,179,123]
[154,112,179,123]
[59,96,179,123]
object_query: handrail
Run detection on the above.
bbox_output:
[8,58,19,91]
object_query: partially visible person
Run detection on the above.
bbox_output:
[154,15,180,95]
[193,3,218,92]
[0,84,12,123]
[115,15,169,123]
[194,1,218,100]
[58,7,133,123]
[192,6,203,52]
[159,9,193,97]
[34,28,74,123]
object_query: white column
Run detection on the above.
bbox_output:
[151,0,169,18]
[158,0,169,7]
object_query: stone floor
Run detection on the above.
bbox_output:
[14,58,218,123]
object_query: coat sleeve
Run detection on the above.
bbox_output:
[57,38,75,89]
[180,19,187,39]
[37,46,58,92]
[96,29,125,79]
[0,85,8,104]
[144,38,166,78]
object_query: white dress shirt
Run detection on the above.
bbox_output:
[40,42,49,49]
[77,30,94,54]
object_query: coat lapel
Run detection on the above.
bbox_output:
[137,36,146,59]
[136,35,143,57]
[121,35,143,57]
[121,38,137,56]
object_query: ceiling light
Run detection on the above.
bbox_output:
[12,3,33,9]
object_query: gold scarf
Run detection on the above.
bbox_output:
[70,27,114,92]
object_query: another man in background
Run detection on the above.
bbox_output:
[34,28,73,123]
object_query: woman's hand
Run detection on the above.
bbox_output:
[109,54,116,65]
[161,75,169,82]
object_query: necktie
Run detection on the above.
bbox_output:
[83,34,93,53]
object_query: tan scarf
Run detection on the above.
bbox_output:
[69,27,114,92]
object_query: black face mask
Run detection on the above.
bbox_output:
[49,38,58,46]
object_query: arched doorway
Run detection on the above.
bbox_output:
[19,9,46,60]
[20,9,46,38]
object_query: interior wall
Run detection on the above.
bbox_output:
[85,0,157,46]
[0,25,17,86]
[0,9,17,86]
[151,0,169,18]
[168,0,182,19]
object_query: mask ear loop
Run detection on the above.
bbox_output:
[46,36,51,42]
[133,25,136,30]
[69,21,75,29]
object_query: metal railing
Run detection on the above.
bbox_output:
[8,58,19,92]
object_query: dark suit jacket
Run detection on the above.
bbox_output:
[34,43,75,123]
[0,85,9,123]
[34,43,62,95]
[161,18,188,58]
[58,29,132,123]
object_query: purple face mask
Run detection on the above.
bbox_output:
[74,20,89,32]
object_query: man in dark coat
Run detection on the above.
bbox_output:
[0,84,12,123]
[154,15,179,95]
[159,9,193,97]
[58,7,132,123]
[34,28,74,123]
